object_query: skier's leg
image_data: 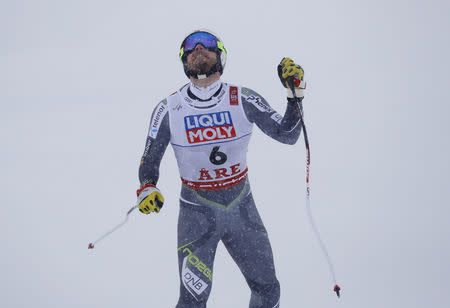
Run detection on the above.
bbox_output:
[176,200,220,308]
[222,192,280,308]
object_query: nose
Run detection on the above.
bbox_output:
[194,43,205,51]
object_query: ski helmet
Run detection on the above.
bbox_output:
[179,30,227,79]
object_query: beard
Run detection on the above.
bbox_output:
[187,51,217,75]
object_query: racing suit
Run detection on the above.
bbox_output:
[139,80,302,308]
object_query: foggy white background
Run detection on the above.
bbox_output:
[2,0,450,307]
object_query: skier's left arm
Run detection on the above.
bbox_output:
[242,88,303,145]
[242,58,307,145]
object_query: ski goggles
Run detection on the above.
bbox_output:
[179,32,226,60]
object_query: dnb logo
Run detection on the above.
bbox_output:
[185,111,236,144]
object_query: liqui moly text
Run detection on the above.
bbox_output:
[184,111,236,144]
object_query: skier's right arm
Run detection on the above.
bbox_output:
[137,100,170,214]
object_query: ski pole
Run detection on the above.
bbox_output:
[288,79,341,298]
[88,205,138,249]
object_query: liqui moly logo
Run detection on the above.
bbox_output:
[184,111,236,144]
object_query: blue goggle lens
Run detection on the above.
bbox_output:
[183,32,218,51]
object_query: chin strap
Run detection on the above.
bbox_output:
[186,63,219,80]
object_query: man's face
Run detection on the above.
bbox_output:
[186,44,217,75]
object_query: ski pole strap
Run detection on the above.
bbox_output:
[136,184,156,196]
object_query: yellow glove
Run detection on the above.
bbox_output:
[278,57,306,98]
[136,184,164,214]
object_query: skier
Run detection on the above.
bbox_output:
[137,30,306,308]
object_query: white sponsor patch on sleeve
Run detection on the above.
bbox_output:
[270,112,283,124]
[148,99,168,138]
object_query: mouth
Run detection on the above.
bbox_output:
[191,50,209,61]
